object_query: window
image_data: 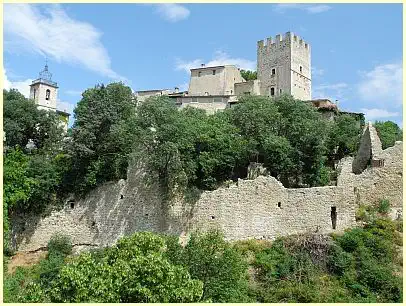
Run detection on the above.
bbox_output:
[33,89,36,99]
[331,207,337,229]
[300,66,303,73]
[272,68,276,75]
[277,202,281,208]
[45,89,51,100]
[213,70,216,75]
[230,90,233,94]
[270,87,275,96]
[279,89,282,94]
[198,71,202,77]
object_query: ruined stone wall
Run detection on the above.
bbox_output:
[12,164,168,252]
[187,176,356,241]
[12,124,402,252]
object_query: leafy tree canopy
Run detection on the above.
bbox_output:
[374,121,403,149]
[240,69,257,81]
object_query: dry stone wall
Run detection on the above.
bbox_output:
[12,123,403,252]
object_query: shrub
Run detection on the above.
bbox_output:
[377,199,390,214]
[47,234,72,257]
[183,230,251,302]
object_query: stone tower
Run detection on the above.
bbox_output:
[29,63,58,111]
[257,32,311,100]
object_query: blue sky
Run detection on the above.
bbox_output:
[4,3,403,127]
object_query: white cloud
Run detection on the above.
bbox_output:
[176,50,256,73]
[312,67,325,77]
[3,68,32,98]
[273,4,331,14]
[357,62,402,106]
[360,108,400,121]
[155,4,190,22]
[4,4,124,80]
[312,82,348,101]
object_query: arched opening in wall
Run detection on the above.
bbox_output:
[69,201,75,209]
[331,206,337,229]
[45,89,51,100]
[270,87,275,96]
[120,194,124,199]
[277,202,281,208]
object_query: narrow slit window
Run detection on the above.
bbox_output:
[45,89,51,100]
[331,207,337,229]
[270,87,275,96]
[272,68,276,75]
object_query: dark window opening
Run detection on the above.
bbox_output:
[270,87,275,96]
[272,68,276,75]
[91,221,96,227]
[69,201,75,209]
[277,202,281,208]
[213,70,216,75]
[300,66,303,73]
[120,194,124,199]
[331,207,337,229]
[279,89,282,94]
[145,213,149,217]
[211,216,215,220]
[45,89,51,100]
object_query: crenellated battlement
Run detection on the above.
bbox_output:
[257,32,310,51]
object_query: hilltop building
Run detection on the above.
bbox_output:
[135,32,316,114]
[29,64,70,132]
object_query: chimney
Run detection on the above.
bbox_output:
[174,87,179,93]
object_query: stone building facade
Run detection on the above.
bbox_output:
[257,32,311,100]
[11,123,402,253]
[136,32,312,114]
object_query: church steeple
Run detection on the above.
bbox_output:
[30,61,59,111]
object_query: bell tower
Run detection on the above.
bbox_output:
[29,62,58,111]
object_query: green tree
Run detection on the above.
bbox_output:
[3,148,37,253]
[48,232,203,302]
[182,231,251,302]
[374,121,403,149]
[240,69,257,81]
[135,97,246,193]
[326,114,361,162]
[64,82,137,193]
[3,89,63,152]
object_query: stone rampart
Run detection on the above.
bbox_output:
[11,124,403,252]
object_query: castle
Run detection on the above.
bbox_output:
[136,32,313,113]
[29,63,70,132]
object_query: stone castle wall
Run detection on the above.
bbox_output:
[12,123,402,252]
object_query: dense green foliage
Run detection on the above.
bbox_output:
[4,214,402,303]
[3,89,64,152]
[62,83,137,193]
[137,94,361,192]
[3,90,68,254]
[240,69,257,81]
[3,85,363,255]
[374,120,403,149]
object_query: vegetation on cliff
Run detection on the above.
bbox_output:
[3,84,401,255]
